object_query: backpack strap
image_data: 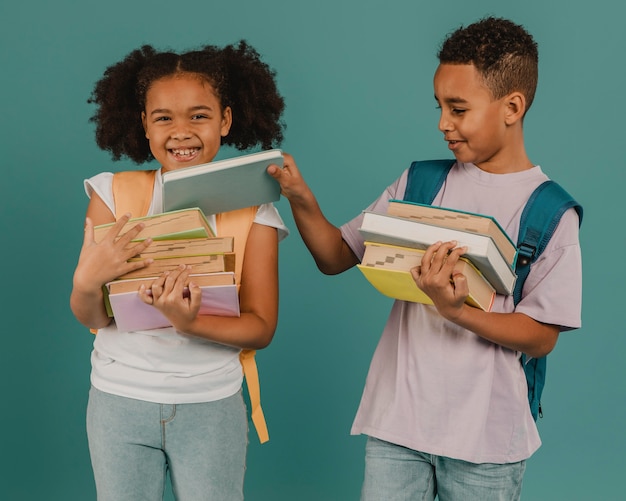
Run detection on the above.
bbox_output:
[215,207,270,444]
[112,170,157,219]
[404,159,456,204]
[107,170,270,443]
[514,180,583,421]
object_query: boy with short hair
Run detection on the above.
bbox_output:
[269,17,582,500]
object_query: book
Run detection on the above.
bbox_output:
[94,207,214,243]
[358,211,516,295]
[116,253,236,280]
[107,271,236,295]
[126,236,234,261]
[387,199,517,265]
[357,241,495,311]
[162,149,284,215]
[106,272,239,332]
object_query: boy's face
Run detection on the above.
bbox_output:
[434,64,514,172]
[142,74,232,173]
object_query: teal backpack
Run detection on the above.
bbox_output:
[403,159,583,421]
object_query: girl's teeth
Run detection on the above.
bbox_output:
[172,148,196,156]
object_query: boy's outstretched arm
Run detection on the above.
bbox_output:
[267,153,359,275]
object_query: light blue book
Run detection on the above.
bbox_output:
[163,149,283,215]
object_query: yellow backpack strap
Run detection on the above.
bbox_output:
[91,170,156,336]
[216,207,270,444]
[112,170,157,219]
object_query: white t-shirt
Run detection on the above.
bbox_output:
[84,169,289,404]
[341,162,582,464]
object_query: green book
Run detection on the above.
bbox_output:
[93,207,214,243]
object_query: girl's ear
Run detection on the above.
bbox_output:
[141,111,149,138]
[504,92,526,125]
[221,106,232,137]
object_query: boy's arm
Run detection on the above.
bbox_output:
[267,153,359,274]
[412,240,559,358]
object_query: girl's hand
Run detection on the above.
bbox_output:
[73,214,154,294]
[411,240,469,321]
[138,265,202,332]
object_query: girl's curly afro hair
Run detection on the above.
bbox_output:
[88,40,285,164]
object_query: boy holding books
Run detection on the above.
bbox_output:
[268,17,582,500]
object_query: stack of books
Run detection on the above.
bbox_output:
[97,149,284,331]
[95,207,240,331]
[357,200,518,311]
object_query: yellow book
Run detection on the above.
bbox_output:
[357,241,495,311]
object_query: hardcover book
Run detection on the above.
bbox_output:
[163,149,283,215]
[357,241,495,311]
[359,211,516,295]
[387,199,517,265]
[93,207,214,243]
[106,272,239,332]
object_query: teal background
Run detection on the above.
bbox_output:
[1,0,624,499]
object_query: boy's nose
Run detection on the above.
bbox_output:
[438,113,453,133]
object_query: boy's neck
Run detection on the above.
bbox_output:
[475,131,534,174]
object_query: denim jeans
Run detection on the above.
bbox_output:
[361,437,526,501]
[87,386,248,501]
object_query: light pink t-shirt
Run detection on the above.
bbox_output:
[341,162,582,464]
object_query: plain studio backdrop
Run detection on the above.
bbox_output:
[1,0,623,499]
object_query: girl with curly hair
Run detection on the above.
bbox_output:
[70,40,287,500]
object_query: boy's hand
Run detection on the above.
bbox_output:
[138,265,201,331]
[267,153,314,206]
[411,240,469,321]
[73,214,154,294]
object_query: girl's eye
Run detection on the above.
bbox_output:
[191,114,209,120]
[154,116,171,122]
[452,109,466,115]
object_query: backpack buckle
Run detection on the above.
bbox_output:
[517,243,536,266]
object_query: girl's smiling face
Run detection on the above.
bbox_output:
[141,73,232,172]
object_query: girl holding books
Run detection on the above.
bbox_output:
[70,41,288,500]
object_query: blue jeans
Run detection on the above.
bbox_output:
[361,437,526,501]
[87,386,248,501]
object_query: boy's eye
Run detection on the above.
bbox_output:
[154,116,171,122]
[452,109,466,115]
[191,114,209,120]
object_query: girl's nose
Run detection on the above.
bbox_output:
[171,125,191,140]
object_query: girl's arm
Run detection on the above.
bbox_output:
[70,193,154,329]
[140,222,279,350]
[412,240,559,358]
[267,153,359,275]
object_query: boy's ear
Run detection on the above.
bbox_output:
[504,92,526,125]
[221,106,232,137]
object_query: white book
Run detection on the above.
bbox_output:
[162,149,283,215]
[358,211,517,295]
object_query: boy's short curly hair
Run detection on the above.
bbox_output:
[89,40,285,164]
[438,17,539,114]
